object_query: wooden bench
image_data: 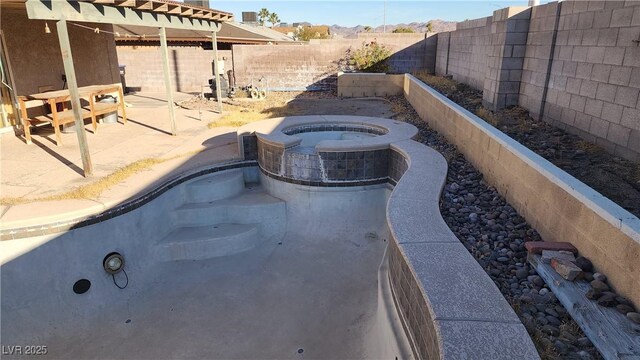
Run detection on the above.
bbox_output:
[18,96,93,146]
[87,85,127,128]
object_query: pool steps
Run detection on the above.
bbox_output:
[184,169,246,203]
[156,170,286,261]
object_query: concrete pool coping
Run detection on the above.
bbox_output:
[237,115,418,152]
[387,139,539,359]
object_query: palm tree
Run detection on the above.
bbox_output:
[268,13,280,28]
[258,8,270,26]
[426,21,434,33]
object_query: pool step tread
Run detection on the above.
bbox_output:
[156,223,260,261]
[180,188,283,209]
[174,188,286,227]
[185,169,245,203]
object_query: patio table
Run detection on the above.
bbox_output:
[26,84,124,131]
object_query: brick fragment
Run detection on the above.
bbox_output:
[551,258,583,281]
[525,241,578,254]
[542,250,576,264]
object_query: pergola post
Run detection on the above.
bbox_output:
[211,31,222,113]
[56,19,92,176]
[159,26,177,135]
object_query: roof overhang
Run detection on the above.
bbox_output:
[23,0,230,32]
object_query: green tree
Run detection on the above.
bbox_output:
[268,12,280,28]
[363,25,372,33]
[350,41,391,73]
[426,21,434,33]
[392,27,414,33]
[258,8,270,26]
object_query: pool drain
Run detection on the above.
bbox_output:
[73,279,91,294]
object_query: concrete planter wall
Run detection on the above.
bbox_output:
[337,71,640,306]
[401,74,640,307]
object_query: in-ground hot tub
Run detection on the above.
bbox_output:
[238,116,416,186]
[1,116,538,359]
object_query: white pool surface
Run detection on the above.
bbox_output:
[0,169,411,359]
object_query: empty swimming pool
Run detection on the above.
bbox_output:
[0,166,409,359]
[1,116,539,359]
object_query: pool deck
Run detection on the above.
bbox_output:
[1,93,241,229]
[0,95,395,231]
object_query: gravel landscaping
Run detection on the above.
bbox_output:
[412,73,640,219]
[388,95,603,360]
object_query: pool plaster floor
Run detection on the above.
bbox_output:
[19,226,392,359]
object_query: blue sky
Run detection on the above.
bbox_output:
[209,1,552,27]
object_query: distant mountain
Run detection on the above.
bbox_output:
[329,20,456,37]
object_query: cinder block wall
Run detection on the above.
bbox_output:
[482,7,531,110]
[435,0,640,162]
[232,33,436,91]
[116,45,233,93]
[435,32,450,76]
[444,17,492,90]
[337,73,404,97]
[519,2,560,121]
[536,0,640,161]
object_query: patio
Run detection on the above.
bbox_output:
[0,93,396,228]
[0,93,238,226]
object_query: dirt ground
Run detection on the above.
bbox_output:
[178,92,395,128]
[413,73,640,219]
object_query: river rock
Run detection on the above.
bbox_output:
[575,256,593,272]
[628,312,640,324]
[596,293,617,307]
[593,272,607,282]
[590,280,609,292]
[617,304,634,315]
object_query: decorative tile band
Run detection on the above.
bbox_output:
[259,167,390,187]
[0,161,258,241]
[388,240,439,360]
[282,123,388,136]
[256,136,408,184]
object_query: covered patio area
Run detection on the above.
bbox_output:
[0,93,239,226]
[1,0,232,177]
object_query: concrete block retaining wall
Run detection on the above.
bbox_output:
[401,73,640,307]
[232,33,436,91]
[337,73,404,97]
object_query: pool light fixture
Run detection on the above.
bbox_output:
[103,252,124,274]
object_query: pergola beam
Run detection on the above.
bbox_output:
[56,19,93,176]
[26,0,222,32]
[159,27,177,135]
[211,31,222,113]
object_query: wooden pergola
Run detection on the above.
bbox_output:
[18,0,233,176]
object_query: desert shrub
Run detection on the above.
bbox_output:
[392,27,414,33]
[350,41,391,73]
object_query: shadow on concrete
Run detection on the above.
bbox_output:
[31,138,85,176]
[126,118,173,136]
